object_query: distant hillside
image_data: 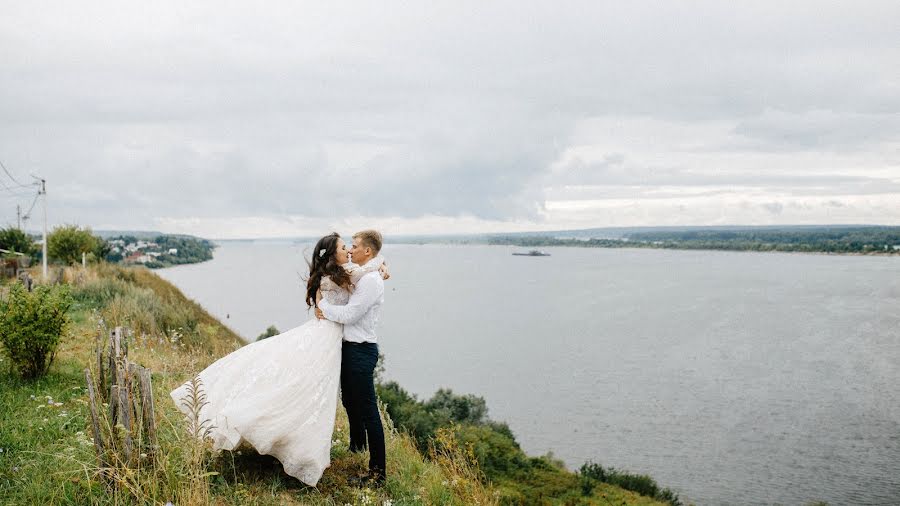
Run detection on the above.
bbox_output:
[482,226,900,255]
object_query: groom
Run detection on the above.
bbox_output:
[316,229,387,486]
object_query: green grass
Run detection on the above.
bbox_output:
[0,265,672,505]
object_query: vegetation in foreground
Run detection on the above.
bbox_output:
[0,263,675,505]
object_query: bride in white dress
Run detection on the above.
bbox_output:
[169,232,386,486]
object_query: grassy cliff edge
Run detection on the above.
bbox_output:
[0,265,671,505]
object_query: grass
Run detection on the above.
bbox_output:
[0,264,670,505]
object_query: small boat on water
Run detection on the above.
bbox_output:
[512,250,551,257]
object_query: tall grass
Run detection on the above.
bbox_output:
[1,264,672,506]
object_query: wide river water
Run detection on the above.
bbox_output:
[158,241,900,505]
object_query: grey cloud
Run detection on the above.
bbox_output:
[0,1,898,230]
[731,110,900,151]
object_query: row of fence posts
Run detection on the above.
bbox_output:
[84,326,158,471]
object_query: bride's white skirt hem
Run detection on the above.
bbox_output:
[170,319,343,487]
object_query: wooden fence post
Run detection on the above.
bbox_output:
[84,368,106,465]
[86,325,156,470]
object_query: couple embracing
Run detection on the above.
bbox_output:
[170,230,390,487]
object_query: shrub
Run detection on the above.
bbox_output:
[454,423,528,479]
[0,283,72,378]
[426,388,488,425]
[0,227,35,256]
[256,325,279,341]
[47,224,103,265]
[579,461,682,506]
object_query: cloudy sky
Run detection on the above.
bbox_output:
[1,1,898,238]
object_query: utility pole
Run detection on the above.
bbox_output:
[16,204,21,229]
[33,177,47,279]
[41,179,47,279]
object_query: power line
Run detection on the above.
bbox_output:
[0,174,36,196]
[22,191,39,219]
[0,159,34,189]
[0,190,37,199]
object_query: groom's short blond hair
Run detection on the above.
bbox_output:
[353,230,383,254]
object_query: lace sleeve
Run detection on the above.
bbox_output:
[345,255,385,285]
[319,276,350,305]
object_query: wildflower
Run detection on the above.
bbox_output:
[140,453,148,459]
[12,466,19,472]
[383,500,393,506]
[29,395,35,400]
[53,402,63,407]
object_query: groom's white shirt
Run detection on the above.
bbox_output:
[319,258,384,343]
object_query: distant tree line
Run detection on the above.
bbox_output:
[0,225,214,270]
[488,226,900,254]
[106,234,214,268]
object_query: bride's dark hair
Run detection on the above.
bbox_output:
[306,232,352,308]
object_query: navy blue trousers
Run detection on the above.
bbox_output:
[340,342,385,477]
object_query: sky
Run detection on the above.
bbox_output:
[0,1,898,239]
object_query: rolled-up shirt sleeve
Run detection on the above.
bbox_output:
[319,273,384,325]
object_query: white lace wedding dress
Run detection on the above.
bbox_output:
[169,259,382,486]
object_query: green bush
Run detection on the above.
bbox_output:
[426,388,488,425]
[579,461,682,506]
[454,423,528,479]
[0,227,35,257]
[0,283,72,379]
[47,224,103,265]
[256,325,279,341]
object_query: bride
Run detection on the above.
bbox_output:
[169,232,388,486]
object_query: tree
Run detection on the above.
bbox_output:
[0,227,35,256]
[47,225,102,265]
[256,325,280,341]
